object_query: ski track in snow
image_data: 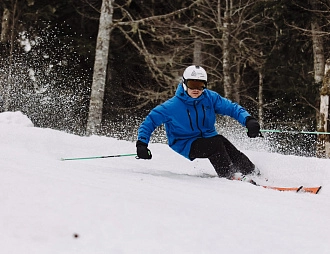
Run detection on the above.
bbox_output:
[1,111,330,254]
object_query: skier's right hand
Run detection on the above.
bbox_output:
[136,140,152,159]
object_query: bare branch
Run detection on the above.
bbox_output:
[114,0,203,26]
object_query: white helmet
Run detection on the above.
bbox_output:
[182,65,207,91]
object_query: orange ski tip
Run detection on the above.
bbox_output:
[301,186,322,194]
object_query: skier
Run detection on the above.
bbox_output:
[136,65,260,178]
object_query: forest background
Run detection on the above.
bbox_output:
[0,0,330,157]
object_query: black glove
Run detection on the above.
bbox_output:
[136,140,152,159]
[245,116,260,138]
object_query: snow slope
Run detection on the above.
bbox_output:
[1,111,329,254]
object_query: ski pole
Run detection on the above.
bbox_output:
[60,153,137,161]
[260,129,330,135]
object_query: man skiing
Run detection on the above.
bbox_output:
[136,65,260,178]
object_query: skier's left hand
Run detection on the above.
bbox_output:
[246,116,260,138]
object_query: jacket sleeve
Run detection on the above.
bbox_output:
[137,104,168,144]
[213,93,250,126]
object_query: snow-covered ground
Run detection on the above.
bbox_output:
[1,111,329,254]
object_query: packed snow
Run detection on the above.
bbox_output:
[1,111,329,254]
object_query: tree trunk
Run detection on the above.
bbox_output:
[222,1,233,100]
[310,7,328,158]
[1,8,10,43]
[1,7,11,110]
[232,59,240,103]
[258,70,264,128]
[311,22,324,85]
[317,59,330,158]
[86,0,114,135]
[193,38,202,66]
[3,0,18,111]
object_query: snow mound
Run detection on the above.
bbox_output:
[1,110,330,253]
[0,111,34,127]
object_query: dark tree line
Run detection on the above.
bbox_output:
[0,0,330,156]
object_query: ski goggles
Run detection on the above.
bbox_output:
[186,80,206,90]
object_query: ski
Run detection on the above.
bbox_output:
[230,174,322,194]
[262,185,322,194]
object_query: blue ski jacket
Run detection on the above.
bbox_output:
[137,83,251,160]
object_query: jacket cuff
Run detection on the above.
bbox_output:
[136,140,148,147]
[245,116,256,126]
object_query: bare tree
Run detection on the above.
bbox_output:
[1,0,19,111]
[112,0,202,108]
[73,0,203,133]
[221,0,234,100]
[266,0,330,157]
[192,17,204,65]
[114,0,270,104]
[193,0,278,122]
[86,0,114,135]
[1,7,10,43]
[317,59,330,158]
[308,0,329,158]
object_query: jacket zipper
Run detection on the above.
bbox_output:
[187,109,194,131]
[194,102,203,137]
[202,104,206,126]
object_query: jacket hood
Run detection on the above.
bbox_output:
[175,83,205,105]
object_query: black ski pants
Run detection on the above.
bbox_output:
[189,135,255,177]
